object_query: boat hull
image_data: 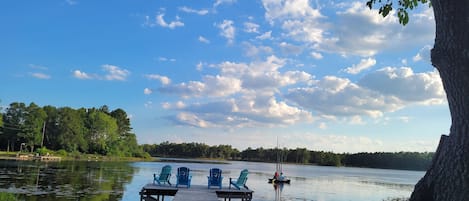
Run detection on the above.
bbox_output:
[268,178,291,184]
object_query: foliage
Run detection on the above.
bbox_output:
[366,0,431,25]
[145,142,433,170]
[0,101,145,158]
[0,192,16,201]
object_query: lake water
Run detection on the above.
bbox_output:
[0,159,424,201]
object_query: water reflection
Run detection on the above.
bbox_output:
[0,160,135,201]
[0,160,423,201]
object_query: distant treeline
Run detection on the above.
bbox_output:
[0,101,147,157]
[143,142,433,171]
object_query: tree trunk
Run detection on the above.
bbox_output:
[409,0,469,200]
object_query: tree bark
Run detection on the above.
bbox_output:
[409,0,469,200]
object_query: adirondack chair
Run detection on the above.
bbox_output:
[207,168,223,189]
[176,166,192,188]
[229,169,249,190]
[153,165,172,186]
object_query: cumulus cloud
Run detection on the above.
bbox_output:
[256,31,273,40]
[343,57,376,74]
[286,76,403,118]
[214,0,237,8]
[311,52,323,59]
[358,67,445,104]
[73,70,92,79]
[244,22,260,33]
[243,42,273,57]
[158,56,314,128]
[286,66,445,119]
[198,36,210,44]
[145,13,184,29]
[145,74,171,85]
[217,20,235,44]
[261,1,434,57]
[413,45,432,62]
[144,88,153,95]
[159,75,242,98]
[179,6,209,15]
[279,42,303,55]
[73,65,129,81]
[102,64,130,81]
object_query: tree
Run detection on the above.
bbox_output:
[2,102,27,152]
[86,109,118,155]
[56,107,88,152]
[367,0,469,200]
[19,103,47,152]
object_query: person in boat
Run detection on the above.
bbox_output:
[273,171,279,180]
[279,172,285,181]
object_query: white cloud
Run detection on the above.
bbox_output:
[242,42,273,57]
[244,22,259,33]
[343,57,376,74]
[102,64,130,81]
[262,1,434,57]
[31,72,51,79]
[145,74,171,85]
[279,42,303,55]
[176,112,210,128]
[262,0,323,22]
[217,20,235,44]
[310,52,323,59]
[413,45,432,62]
[198,36,210,44]
[358,67,446,104]
[145,13,184,29]
[256,31,272,40]
[214,0,237,8]
[73,70,92,79]
[179,6,209,15]
[286,76,404,118]
[159,75,242,98]
[159,56,314,128]
[143,88,153,95]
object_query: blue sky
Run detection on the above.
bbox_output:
[1,0,449,153]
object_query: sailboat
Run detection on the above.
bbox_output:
[268,138,291,184]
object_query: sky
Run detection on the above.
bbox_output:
[0,0,450,153]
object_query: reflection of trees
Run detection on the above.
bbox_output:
[0,160,135,201]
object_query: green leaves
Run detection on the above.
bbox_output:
[366,0,431,26]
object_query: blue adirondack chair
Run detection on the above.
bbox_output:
[229,169,249,190]
[176,166,192,188]
[153,165,172,186]
[207,168,223,189]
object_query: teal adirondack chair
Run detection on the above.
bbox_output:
[229,169,249,190]
[207,168,223,189]
[176,166,192,188]
[153,165,172,186]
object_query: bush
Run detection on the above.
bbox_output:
[55,149,68,157]
[36,147,52,156]
[0,192,17,201]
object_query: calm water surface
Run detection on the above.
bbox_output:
[0,159,424,201]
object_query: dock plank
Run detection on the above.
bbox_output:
[140,184,253,201]
[173,185,218,201]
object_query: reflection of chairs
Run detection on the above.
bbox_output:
[229,169,249,190]
[207,168,223,189]
[153,165,172,186]
[176,167,192,188]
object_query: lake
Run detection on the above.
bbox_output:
[0,159,424,201]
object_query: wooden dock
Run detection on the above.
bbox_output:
[139,184,253,201]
